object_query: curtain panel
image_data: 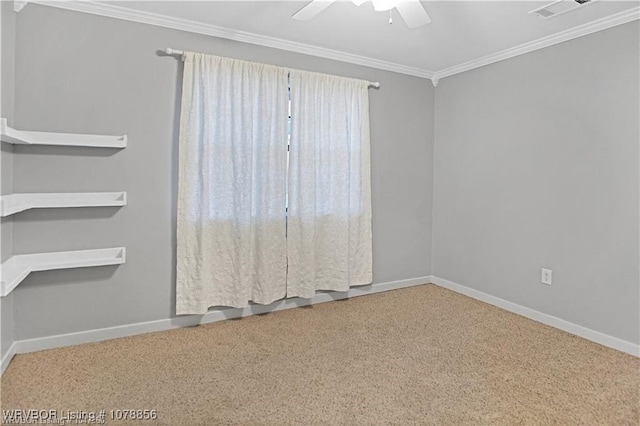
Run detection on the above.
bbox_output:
[287,70,373,298]
[176,53,289,314]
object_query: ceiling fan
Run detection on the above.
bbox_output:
[293,0,431,29]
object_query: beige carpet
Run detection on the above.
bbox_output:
[1,284,638,425]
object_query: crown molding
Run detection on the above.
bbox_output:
[31,1,433,79]
[434,5,640,80]
[13,1,28,13]
[22,1,640,85]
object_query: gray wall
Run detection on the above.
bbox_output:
[432,22,639,344]
[1,0,17,361]
[10,4,434,340]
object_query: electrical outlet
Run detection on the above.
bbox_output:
[541,268,552,285]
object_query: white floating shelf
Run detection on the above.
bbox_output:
[0,192,127,217]
[0,247,126,297]
[0,118,127,148]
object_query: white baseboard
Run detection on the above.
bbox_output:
[10,276,432,360]
[1,342,17,375]
[5,274,635,376]
[430,276,640,357]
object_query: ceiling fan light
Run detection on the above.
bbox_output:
[372,0,398,12]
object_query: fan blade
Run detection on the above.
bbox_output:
[396,0,431,28]
[292,0,336,20]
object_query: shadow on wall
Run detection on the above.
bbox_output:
[11,207,121,223]
[17,265,120,291]
[12,145,121,158]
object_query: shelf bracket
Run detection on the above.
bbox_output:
[13,1,28,12]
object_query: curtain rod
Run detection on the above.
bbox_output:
[164,48,381,89]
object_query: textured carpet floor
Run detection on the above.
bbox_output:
[1,284,638,425]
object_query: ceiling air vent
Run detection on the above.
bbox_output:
[530,0,593,19]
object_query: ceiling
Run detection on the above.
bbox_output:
[82,1,640,77]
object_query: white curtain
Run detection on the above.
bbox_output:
[286,70,373,298]
[176,53,289,314]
